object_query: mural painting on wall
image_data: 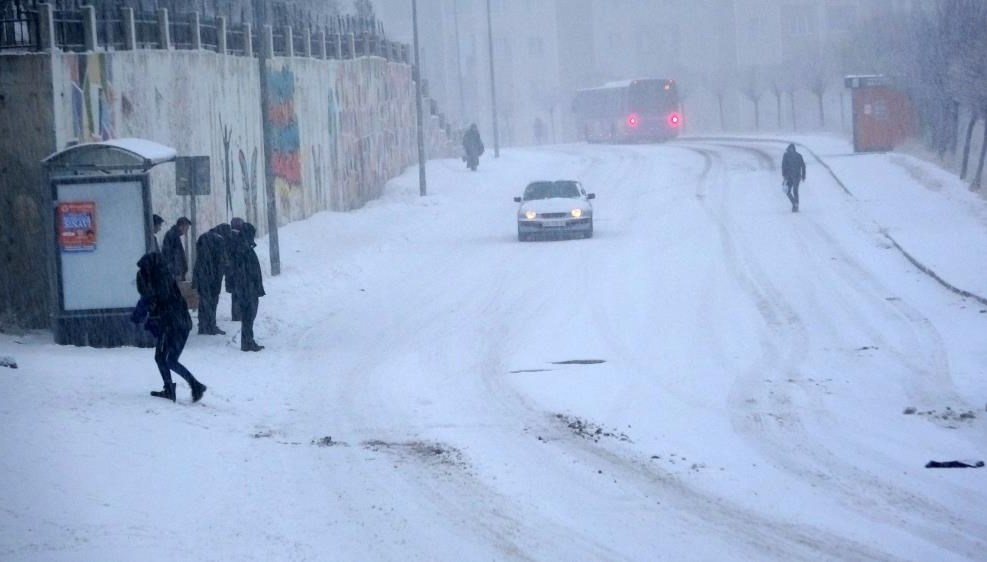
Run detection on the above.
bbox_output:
[221,118,234,217]
[68,54,116,143]
[267,65,302,220]
[327,85,342,210]
[239,147,259,226]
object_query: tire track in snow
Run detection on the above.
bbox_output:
[682,141,987,559]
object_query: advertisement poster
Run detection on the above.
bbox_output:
[58,201,97,252]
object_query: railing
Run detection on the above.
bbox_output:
[0,12,39,51]
[0,3,410,64]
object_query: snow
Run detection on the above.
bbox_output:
[2,134,986,561]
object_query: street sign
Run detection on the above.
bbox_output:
[175,156,211,195]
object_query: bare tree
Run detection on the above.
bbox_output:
[739,65,764,131]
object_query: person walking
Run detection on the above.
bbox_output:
[462,123,484,171]
[133,252,207,403]
[231,222,265,352]
[161,216,192,280]
[193,223,232,335]
[151,214,164,252]
[782,143,807,213]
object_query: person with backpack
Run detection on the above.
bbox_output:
[133,252,207,402]
[782,143,807,212]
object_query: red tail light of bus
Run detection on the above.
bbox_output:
[627,113,640,128]
[667,112,682,128]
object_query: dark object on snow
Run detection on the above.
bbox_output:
[462,123,484,171]
[781,143,806,212]
[0,355,17,369]
[925,460,984,468]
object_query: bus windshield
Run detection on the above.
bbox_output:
[628,80,678,114]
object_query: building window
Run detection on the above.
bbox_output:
[827,5,857,33]
[782,5,816,37]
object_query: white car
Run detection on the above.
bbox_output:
[514,180,595,241]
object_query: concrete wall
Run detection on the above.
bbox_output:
[0,54,57,328]
[0,48,455,329]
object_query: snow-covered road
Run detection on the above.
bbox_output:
[2,137,986,561]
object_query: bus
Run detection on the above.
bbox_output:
[573,78,682,143]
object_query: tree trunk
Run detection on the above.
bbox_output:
[753,98,760,130]
[816,93,825,128]
[790,92,797,131]
[973,122,987,190]
[775,93,782,129]
[960,112,978,180]
[718,94,725,131]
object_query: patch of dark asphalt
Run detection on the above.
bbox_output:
[553,413,632,443]
[361,439,471,473]
[552,359,606,365]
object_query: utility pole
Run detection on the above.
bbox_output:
[412,0,427,196]
[254,0,280,274]
[452,0,466,124]
[485,0,499,157]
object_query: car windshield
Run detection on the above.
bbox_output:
[523,181,581,200]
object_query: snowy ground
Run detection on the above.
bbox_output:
[2,135,986,561]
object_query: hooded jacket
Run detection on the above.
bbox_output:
[135,252,192,334]
[781,144,806,183]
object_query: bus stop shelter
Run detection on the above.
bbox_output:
[42,138,176,347]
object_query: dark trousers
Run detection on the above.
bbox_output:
[785,177,801,207]
[230,291,241,321]
[197,281,221,331]
[239,295,259,348]
[155,327,197,387]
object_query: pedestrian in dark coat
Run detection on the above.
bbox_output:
[134,252,207,402]
[227,217,245,321]
[231,222,265,352]
[193,223,231,335]
[161,217,192,280]
[462,123,484,171]
[781,143,807,212]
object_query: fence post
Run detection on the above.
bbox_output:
[217,16,227,54]
[191,12,201,50]
[315,29,326,59]
[243,22,253,57]
[261,25,273,58]
[346,33,355,59]
[83,4,97,51]
[334,32,342,60]
[38,3,56,51]
[157,8,171,50]
[284,26,293,57]
[121,7,136,50]
[302,27,311,58]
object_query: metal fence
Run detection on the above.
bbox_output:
[0,3,407,63]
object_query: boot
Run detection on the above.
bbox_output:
[190,380,207,403]
[241,341,265,352]
[150,383,177,402]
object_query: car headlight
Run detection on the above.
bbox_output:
[570,208,582,218]
[524,210,537,220]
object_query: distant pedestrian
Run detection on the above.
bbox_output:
[133,252,207,403]
[533,117,546,145]
[193,223,232,335]
[161,216,192,280]
[227,217,245,321]
[462,123,484,171]
[231,222,265,352]
[782,143,807,213]
[152,214,164,252]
